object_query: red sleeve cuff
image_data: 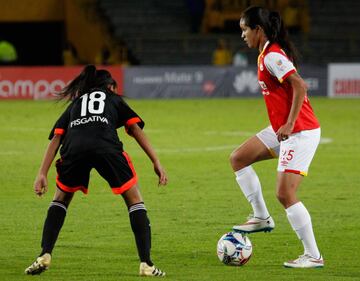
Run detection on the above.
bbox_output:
[125,117,142,127]
[125,117,143,136]
[54,128,65,135]
[279,69,296,83]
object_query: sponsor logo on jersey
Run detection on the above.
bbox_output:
[70,115,109,128]
[258,81,270,95]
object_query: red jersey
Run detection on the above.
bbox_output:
[257,41,320,133]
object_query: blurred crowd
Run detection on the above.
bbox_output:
[203,0,309,34]
[212,38,248,66]
[0,0,307,67]
[63,39,140,66]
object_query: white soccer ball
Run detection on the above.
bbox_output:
[217,231,252,266]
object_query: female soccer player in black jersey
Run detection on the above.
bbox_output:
[25,65,167,277]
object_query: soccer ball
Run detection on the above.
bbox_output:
[217,232,252,266]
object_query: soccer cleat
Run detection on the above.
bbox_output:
[24,253,51,275]
[284,254,324,268]
[233,215,275,233]
[139,262,166,277]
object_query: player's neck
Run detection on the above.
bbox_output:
[258,37,269,53]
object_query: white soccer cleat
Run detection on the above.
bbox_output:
[24,253,51,275]
[139,262,166,277]
[284,254,324,268]
[233,215,275,233]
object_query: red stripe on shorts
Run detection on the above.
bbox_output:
[111,152,138,194]
[56,176,88,194]
[284,169,307,176]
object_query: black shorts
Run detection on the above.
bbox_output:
[55,151,137,195]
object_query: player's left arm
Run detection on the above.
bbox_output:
[128,123,168,186]
[276,72,307,141]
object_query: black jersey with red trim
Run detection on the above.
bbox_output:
[49,89,144,158]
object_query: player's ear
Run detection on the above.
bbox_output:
[108,84,117,93]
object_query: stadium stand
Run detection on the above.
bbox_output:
[97,0,221,65]
[305,0,360,64]
[97,0,360,65]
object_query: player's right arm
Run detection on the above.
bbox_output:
[276,72,307,141]
[34,134,61,197]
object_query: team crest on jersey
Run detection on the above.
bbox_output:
[276,59,286,71]
[259,63,264,71]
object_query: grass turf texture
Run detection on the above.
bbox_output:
[0,98,359,281]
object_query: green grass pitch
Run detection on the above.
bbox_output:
[0,98,359,281]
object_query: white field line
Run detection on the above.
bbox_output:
[206,131,334,144]
[1,127,49,132]
[156,145,238,154]
[155,135,333,154]
[0,130,332,156]
[150,129,333,144]
[204,131,254,137]
[319,137,333,144]
[0,151,22,155]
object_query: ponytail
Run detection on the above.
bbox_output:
[268,11,282,42]
[57,65,117,101]
[268,11,299,67]
[241,6,299,67]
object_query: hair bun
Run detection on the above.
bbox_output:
[269,11,280,19]
[84,64,97,74]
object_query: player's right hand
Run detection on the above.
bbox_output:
[34,174,48,197]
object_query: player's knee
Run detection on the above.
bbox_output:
[276,189,288,207]
[229,150,242,168]
[53,189,74,206]
[276,189,295,208]
[122,184,143,207]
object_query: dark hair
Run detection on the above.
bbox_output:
[58,64,117,100]
[241,6,299,67]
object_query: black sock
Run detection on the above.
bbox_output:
[40,200,67,256]
[129,202,153,266]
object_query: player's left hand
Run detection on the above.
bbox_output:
[34,174,48,197]
[153,161,168,186]
[276,123,294,142]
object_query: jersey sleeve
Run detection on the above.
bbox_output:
[48,103,72,140]
[116,96,145,134]
[264,52,296,83]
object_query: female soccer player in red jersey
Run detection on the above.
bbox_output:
[25,65,166,277]
[230,6,324,268]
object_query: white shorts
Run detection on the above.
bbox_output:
[256,126,321,176]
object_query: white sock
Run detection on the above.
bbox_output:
[286,202,321,258]
[235,166,270,219]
